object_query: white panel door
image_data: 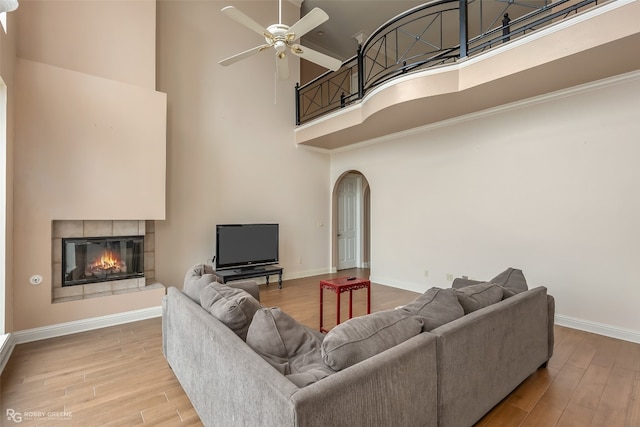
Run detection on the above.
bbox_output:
[338,175,359,270]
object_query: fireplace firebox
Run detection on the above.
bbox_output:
[62,236,144,287]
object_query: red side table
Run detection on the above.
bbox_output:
[319,277,371,332]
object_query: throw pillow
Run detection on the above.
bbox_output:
[401,287,464,331]
[454,282,503,314]
[321,309,424,371]
[246,307,334,387]
[490,268,528,298]
[183,263,217,304]
[200,282,262,341]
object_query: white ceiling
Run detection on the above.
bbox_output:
[300,1,425,60]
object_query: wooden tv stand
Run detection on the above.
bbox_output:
[212,265,283,289]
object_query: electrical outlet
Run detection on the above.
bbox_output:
[424,270,429,277]
[446,273,454,281]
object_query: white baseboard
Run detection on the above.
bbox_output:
[372,276,640,345]
[0,333,16,375]
[11,306,163,345]
[284,267,334,281]
[555,314,640,344]
[251,267,334,285]
[369,275,426,294]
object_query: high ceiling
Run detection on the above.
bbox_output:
[300,1,425,60]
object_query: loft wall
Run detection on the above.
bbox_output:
[11,1,166,330]
[330,72,640,338]
[154,1,331,288]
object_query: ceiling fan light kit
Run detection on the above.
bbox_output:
[219,0,342,80]
[0,0,18,13]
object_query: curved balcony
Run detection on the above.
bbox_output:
[295,0,640,149]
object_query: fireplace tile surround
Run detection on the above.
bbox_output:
[52,220,161,303]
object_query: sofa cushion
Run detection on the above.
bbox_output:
[246,307,334,387]
[226,280,261,302]
[401,288,464,331]
[454,282,504,314]
[183,263,217,304]
[490,268,528,297]
[451,278,483,289]
[321,309,424,371]
[200,282,262,341]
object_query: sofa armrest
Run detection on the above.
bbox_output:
[161,295,168,358]
[227,279,260,302]
[547,294,555,361]
[432,286,549,427]
[164,287,299,426]
[291,332,438,427]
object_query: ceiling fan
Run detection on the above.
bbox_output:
[218,0,342,80]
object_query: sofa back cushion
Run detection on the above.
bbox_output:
[454,282,504,314]
[200,282,261,341]
[451,278,483,289]
[183,264,217,304]
[490,268,528,297]
[246,307,334,387]
[401,288,464,331]
[321,309,424,371]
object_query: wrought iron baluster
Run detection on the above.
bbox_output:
[296,0,602,124]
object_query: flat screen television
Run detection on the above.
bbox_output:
[215,223,279,271]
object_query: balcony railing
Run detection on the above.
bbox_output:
[296,0,602,125]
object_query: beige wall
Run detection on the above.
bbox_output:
[1,11,18,334]
[8,0,636,340]
[330,72,640,336]
[10,1,166,331]
[16,0,156,89]
[300,59,328,85]
[154,1,331,288]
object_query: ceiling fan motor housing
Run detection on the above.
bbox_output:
[266,24,290,48]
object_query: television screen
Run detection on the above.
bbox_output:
[215,224,279,270]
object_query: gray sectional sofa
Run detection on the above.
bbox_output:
[162,266,554,427]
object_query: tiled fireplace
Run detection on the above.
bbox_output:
[62,236,145,286]
[52,220,158,303]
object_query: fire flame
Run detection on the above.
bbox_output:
[96,250,119,270]
[87,250,126,275]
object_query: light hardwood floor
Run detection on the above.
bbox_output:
[1,269,639,426]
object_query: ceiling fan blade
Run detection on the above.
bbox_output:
[291,45,342,71]
[286,7,329,42]
[221,6,266,36]
[276,54,290,80]
[219,44,271,66]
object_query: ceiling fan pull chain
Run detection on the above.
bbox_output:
[274,71,278,105]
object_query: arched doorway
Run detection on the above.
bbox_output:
[332,171,370,272]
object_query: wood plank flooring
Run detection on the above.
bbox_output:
[1,268,639,426]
